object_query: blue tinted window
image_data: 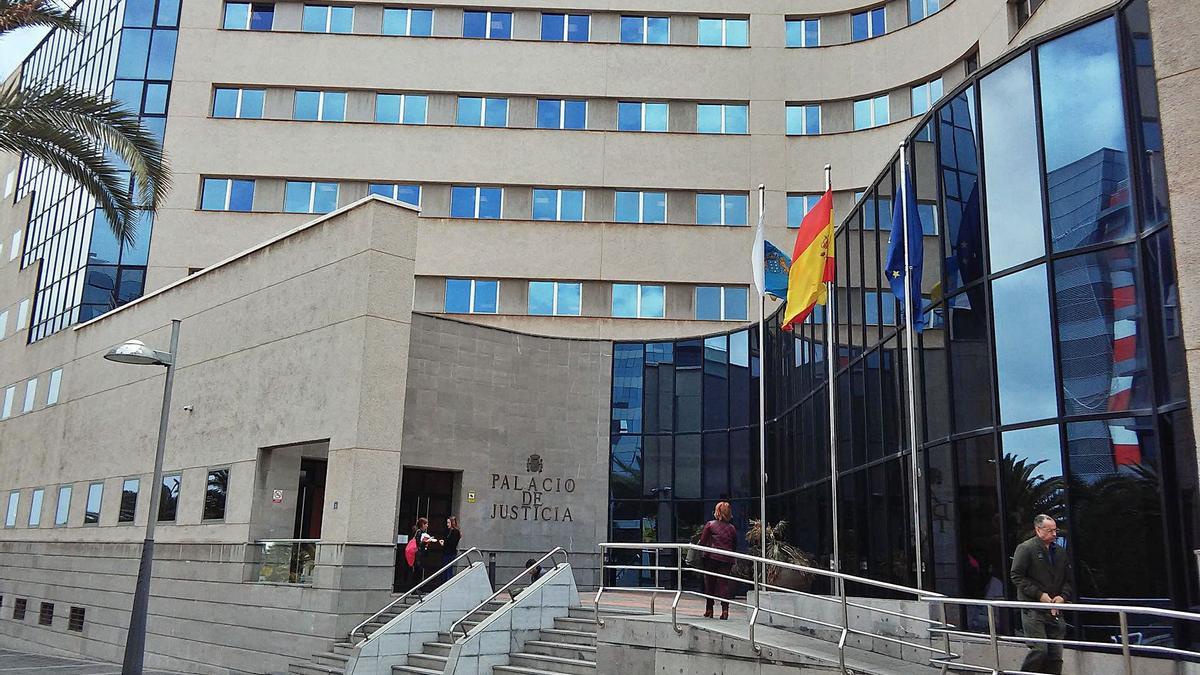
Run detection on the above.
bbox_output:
[143,83,169,115]
[696,194,722,225]
[563,100,586,129]
[644,192,666,223]
[724,287,748,320]
[617,102,641,131]
[640,285,665,317]
[852,11,867,40]
[726,19,748,46]
[382,8,407,35]
[644,103,667,131]
[612,284,637,317]
[239,89,263,118]
[375,94,401,123]
[396,185,420,208]
[483,98,507,127]
[477,188,502,218]
[302,5,326,31]
[529,281,555,314]
[201,179,228,211]
[646,16,668,43]
[228,180,254,211]
[403,95,427,124]
[557,283,581,315]
[787,194,818,228]
[368,183,392,197]
[696,286,721,320]
[116,28,150,78]
[474,280,498,312]
[489,12,511,38]
[560,190,584,220]
[146,31,177,80]
[614,192,639,222]
[223,2,249,29]
[532,189,558,220]
[806,105,820,134]
[323,92,346,121]
[619,16,643,43]
[445,279,471,313]
[541,13,565,40]
[696,104,722,133]
[724,195,747,225]
[463,10,486,37]
[567,15,589,41]
[284,182,311,212]
[294,91,319,120]
[451,186,477,217]
[993,265,1057,424]
[410,9,432,35]
[457,97,482,125]
[250,3,273,30]
[537,99,561,128]
[330,6,353,32]
[313,182,338,213]
[112,80,142,114]
[213,88,239,117]
[697,18,722,45]
[725,105,747,134]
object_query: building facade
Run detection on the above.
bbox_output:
[0,0,1196,671]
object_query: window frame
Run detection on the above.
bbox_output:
[445,278,500,314]
[697,17,749,47]
[786,17,820,47]
[46,368,62,406]
[611,283,666,319]
[201,177,255,212]
[614,190,667,224]
[853,94,890,130]
[456,96,509,127]
[294,89,347,122]
[851,6,886,41]
[21,377,36,413]
[158,473,181,522]
[787,193,821,228]
[83,482,103,525]
[462,10,512,39]
[620,15,669,44]
[223,2,274,30]
[527,281,583,316]
[302,4,353,33]
[617,101,668,132]
[695,193,749,226]
[54,486,70,527]
[696,103,748,134]
[212,87,264,119]
[540,12,590,41]
[695,285,749,321]
[284,180,340,214]
[119,478,140,524]
[27,488,43,527]
[450,186,504,219]
[532,188,586,221]
[786,103,821,135]
[536,98,588,130]
[2,385,13,419]
[382,7,433,36]
[4,491,17,528]
[367,183,421,207]
[203,467,231,522]
[374,93,428,125]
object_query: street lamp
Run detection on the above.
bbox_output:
[105,319,180,675]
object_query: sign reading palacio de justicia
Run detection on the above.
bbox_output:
[489,454,575,522]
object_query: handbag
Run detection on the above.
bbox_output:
[686,524,705,567]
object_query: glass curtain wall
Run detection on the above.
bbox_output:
[608,0,1193,644]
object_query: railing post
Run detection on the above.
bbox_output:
[838,577,848,674]
[987,604,1000,673]
[1119,610,1133,675]
[651,548,658,615]
[751,560,761,653]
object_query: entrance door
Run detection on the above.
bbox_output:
[294,458,327,539]
[394,468,456,592]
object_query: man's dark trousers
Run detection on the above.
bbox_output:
[1020,609,1065,674]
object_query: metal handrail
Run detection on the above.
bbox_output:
[450,546,568,638]
[926,596,1200,674]
[350,546,485,642]
[597,542,955,672]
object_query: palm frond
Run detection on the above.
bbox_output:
[0,81,171,246]
[0,0,79,36]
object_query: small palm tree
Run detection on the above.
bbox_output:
[0,0,170,248]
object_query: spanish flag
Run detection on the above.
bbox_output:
[781,189,834,330]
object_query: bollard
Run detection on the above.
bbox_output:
[488,552,497,586]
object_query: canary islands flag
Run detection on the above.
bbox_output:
[781,189,835,330]
[763,240,791,300]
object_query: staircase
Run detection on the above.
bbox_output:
[490,606,599,675]
[391,599,508,675]
[287,594,423,675]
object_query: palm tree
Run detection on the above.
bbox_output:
[0,0,170,248]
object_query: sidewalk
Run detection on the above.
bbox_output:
[0,644,182,674]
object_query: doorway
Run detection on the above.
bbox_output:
[394,468,456,592]
[294,458,326,539]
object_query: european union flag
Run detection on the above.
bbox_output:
[764,240,791,300]
[884,166,925,331]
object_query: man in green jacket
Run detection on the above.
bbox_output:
[1010,514,1072,674]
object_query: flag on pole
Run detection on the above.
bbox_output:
[763,241,791,300]
[781,189,835,330]
[752,198,767,296]
[885,166,926,332]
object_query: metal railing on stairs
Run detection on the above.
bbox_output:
[350,546,486,643]
[449,546,569,639]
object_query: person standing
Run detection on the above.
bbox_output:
[698,501,737,620]
[410,517,441,583]
[440,516,462,583]
[1010,514,1072,674]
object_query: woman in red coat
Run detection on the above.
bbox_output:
[698,501,737,619]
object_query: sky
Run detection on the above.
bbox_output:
[0,27,49,80]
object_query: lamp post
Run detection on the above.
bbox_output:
[105,319,180,675]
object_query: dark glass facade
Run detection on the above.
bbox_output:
[608,0,1196,639]
[16,0,179,340]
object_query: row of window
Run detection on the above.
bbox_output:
[0,297,31,342]
[3,598,86,632]
[212,84,945,134]
[1,369,62,420]
[224,2,943,45]
[2,468,228,529]
[443,278,750,321]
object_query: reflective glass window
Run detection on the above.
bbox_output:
[938,87,983,295]
[84,482,103,524]
[54,486,70,526]
[674,435,701,497]
[46,368,61,406]
[611,437,642,499]
[457,96,507,127]
[537,99,586,129]
[250,3,274,30]
[617,101,667,132]
[451,186,503,219]
[1002,425,1065,544]
[785,18,819,47]
[620,16,668,44]
[696,193,747,226]
[696,286,721,321]
[612,284,664,318]
[1144,231,1186,403]
[463,10,511,38]
[614,191,666,223]
[119,479,139,523]
[223,2,250,29]
[979,52,1045,272]
[368,183,421,207]
[383,8,433,36]
[1039,18,1132,252]
[528,281,582,316]
[158,474,180,522]
[204,469,229,520]
[28,489,43,527]
[908,0,939,23]
[303,5,352,33]
[375,94,427,124]
[787,194,820,228]
[697,104,747,134]
[541,13,589,41]
[786,104,820,135]
[533,188,585,221]
[213,87,261,119]
[851,7,885,41]
[853,95,889,130]
[698,18,748,46]
[5,491,17,527]
[993,265,1057,424]
[611,344,644,434]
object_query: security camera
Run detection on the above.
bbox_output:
[182,405,194,412]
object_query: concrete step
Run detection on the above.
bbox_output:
[312,652,350,668]
[538,629,597,646]
[288,663,344,675]
[407,653,448,671]
[437,631,455,642]
[421,641,453,657]
[331,642,356,656]
[551,617,597,632]
[494,667,585,675]
[392,666,442,675]
[523,640,596,662]
[509,652,596,674]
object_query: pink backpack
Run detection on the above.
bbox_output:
[405,537,418,566]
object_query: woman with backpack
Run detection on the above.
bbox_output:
[405,517,441,584]
[697,501,737,620]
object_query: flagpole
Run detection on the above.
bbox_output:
[756,184,768,617]
[899,141,924,590]
[824,164,840,588]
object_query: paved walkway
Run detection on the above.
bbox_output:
[0,646,181,674]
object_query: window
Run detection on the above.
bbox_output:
[4,492,16,527]
[68,607,85,632]
[697,18,748,46]
[38,602,52,626]
[204,468,230,521]
[909,0,940,23]
[696,286,749,321]
[16,298,28,328]
[302,4,353,33]
[293,90,346,122]
[533,189,585,221]
[786,104,820,135]
[864,290,896,325]
[119,479,139,523]
[617,101,668,132]
[9,231,19,260]
[620,15,668,44]
[375,93,428,124]
[0,310,7,339]
[696,104,747,134]
[2,386,13,419]
[1014,0,1045,28]
[456,97,508,127]
[28,489,42,527]
[367,183,421,207]
[462,11,511,39]
[785,18,819,47]
[201,178,255,211]
[55,486,71,526]
[853,94,890,129]
[787,194,820,228]
[284,181,339,214]
[22,378,36,413]
[536,99,587,129]
[614,191,667,223]
[223,2,274,30]
[528,281,582,316]
[612,284,665,318]
[444,279,499,314]
[541,13,589,41]
[158,474,180,522]
[212,87,264,118]
[450,186,503,219]
[84,483,103,524]
[696,193,748,226]
[911,77,944,116]
[851,6,885,41]
[382,7,433,36]
[13,598,26,620]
